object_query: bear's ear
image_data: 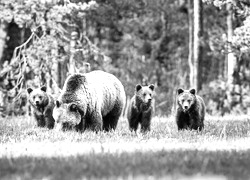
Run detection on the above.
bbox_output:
[41,86,47,92]
[56,100,61,108]
[177,88,184,95]
[189,89,196,95]
[84,63,91,73]
[149,84,155,91]
[69,104,78,112]
[27,88,33,94]
[135,84,142,92]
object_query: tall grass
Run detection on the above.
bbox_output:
[0,115,250,179]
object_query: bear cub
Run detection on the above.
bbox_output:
[27,86,55,129]
[176,88,205,131]
[127,84,155,133]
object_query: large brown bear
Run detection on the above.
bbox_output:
[27,86,55,129]
[52,70,126,132]
[127,84,155,133]
[176,88,205,131]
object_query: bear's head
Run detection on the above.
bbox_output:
[135,84,155,108]
[177,88,196,112]
[53,73,89,131]
[53,100,84,131]
[27,86,48,108]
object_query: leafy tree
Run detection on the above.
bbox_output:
[201,0,250,114]
[0,0,101,115]
[1,0,250,116]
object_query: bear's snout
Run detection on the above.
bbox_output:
[145,95,152,103]
[182,101,190,111]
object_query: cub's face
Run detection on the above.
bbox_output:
[177,88,196,112]
[135,84,155,104]
[53,101,82,131]
[27,86,48,107]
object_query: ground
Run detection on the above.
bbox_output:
[0,115,250,180]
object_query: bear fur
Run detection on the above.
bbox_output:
[27,86,55,129]
[127,84,155,132]
[176,88,205,131]
[52,70,126,132]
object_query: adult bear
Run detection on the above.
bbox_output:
[53,70,126,132]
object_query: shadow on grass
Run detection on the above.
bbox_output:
[1,149,250,180]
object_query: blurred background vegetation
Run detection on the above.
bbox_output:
[0,0,250,117]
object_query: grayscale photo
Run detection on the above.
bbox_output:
[0,0,250,179]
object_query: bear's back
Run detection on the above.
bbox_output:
[196,95,205,118]
[85,70,123,87]
[85,71,126,114]
[63,70,122,92]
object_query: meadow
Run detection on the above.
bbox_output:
[1,115,250,180]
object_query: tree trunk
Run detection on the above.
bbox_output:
[226,2,239,111]
[188,0,194,87]
[68,31,78,75]
[0,21,8,67]
[193,0,203,91]
[227,2,237,85]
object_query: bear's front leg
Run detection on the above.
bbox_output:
[34,112,46,127]
[45,116,55,129]
[140,109,152,133]
[44,109,55,129]
[90,111,103,132]
[189,113,202,131]
[176,111,189,130]
[128,107,140,132]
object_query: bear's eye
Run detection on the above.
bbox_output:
[56,100,60,108]
[39,96,42,99]
[70,104,78,112]
[188,100,191,103]
[143,93,146,96]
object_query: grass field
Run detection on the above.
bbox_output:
[1,115,250,180]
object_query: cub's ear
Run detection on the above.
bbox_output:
[135,84,142,92]
[177,88,184,95]
[84,62,91,73]
[55,100,61,108]
[149,84,155,91]
[41,86,47,92]
[189,89,196,95]
[27,88,33,94]
[70,104,78,112]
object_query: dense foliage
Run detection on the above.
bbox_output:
[0,0,250,116]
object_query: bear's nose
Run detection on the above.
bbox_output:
[35,101,39,104]
[184,105,188,109]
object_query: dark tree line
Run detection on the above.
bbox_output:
[0,0,250,116]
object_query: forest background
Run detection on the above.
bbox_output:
[0,0,250,117]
